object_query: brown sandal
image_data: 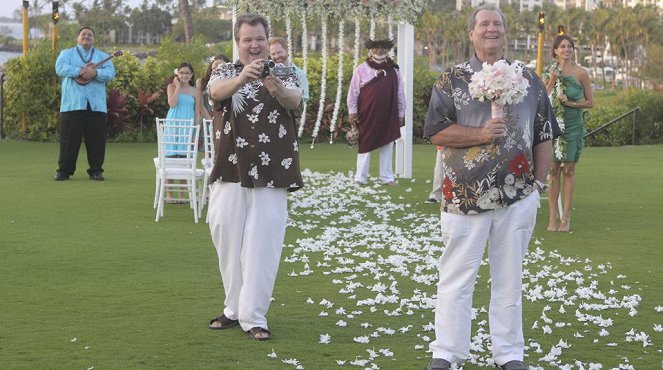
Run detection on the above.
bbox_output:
[208,314,239,330]
[247,327,272,341]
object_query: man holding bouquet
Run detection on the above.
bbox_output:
[423,5,559,370]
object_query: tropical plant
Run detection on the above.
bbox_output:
[2,40,59,141]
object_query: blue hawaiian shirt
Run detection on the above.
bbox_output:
[55,45,115,113]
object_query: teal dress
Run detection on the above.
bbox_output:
[557,75,586,162]
[164,93,196,156]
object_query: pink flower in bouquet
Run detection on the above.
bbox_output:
[468,60,530,112]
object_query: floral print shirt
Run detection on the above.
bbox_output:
[206,62,304,192]
[424,56,560,215]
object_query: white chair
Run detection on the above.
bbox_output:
[154,118,204,223]
[199,118,215,220]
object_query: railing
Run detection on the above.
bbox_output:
[584,106,641,145]
[0,71,5,140]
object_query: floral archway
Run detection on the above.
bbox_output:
[226,0,430,148]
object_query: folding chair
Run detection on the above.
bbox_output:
[199,118,215,221]
[154,118,204,223]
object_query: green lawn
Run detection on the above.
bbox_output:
[0,141,661,369]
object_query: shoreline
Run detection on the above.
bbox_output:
[0,45,22,53]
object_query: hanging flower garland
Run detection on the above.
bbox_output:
[387,15,394,58]
[543,63,567,160]
[285,14,293,54]
[353,17,361,70]
[369,15,376,40]
[297,9,308,138]
[329,19,345,144]
[311,17,328,147]
[228,0,431,24]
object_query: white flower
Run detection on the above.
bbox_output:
[279,124,287,138]
[235,137,248,148]
[353,335,370,343]
[228,153,237,164]
[248,165,258,179]
[223,121,231,135]
[258,133,270,143]
[268,110,279,124]
[247,114,259,124]
[319,333,331,344]
[281,158,293,169]
[259,152,271,166]
[468,60,529,106]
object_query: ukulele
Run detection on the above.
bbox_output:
[75,50,123,85]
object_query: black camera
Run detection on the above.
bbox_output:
[260,60,295,78]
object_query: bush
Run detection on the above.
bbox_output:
[5,39,661,146]
[584,89,663,146]
[3,40,59,141]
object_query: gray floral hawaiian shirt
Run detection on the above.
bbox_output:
[424,56,560,215]
[207,62,304,192]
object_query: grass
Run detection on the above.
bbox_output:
[0,141,662,369]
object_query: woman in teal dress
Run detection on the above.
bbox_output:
[165,62,204,202]
[543,35,594,232]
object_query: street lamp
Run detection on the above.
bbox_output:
[558,25,565,36]
[22,0,29,58]
[536,12,545,76]
[52,1,59,51]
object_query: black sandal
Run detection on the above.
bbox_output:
[208,314,239,330]
[246,327,272,341]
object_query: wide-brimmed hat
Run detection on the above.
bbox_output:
[365,38,394,50]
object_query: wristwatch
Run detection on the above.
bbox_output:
[534,178,549,192]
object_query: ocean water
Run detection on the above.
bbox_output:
[0,51,21,65]
[0,21,43,39]
[0,22,43,66]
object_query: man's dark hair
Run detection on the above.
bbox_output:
[78,26,95,36]
[234,13,269,42]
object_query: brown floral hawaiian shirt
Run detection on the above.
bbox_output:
[424,56,560,215]
[207,62,304,192]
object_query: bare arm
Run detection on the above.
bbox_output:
[195,79,211,119]
[533,140,553,182]
[573,68,594,109]
[167,80,180,108]
[543,68,559,95]
[429,118,507,148]
[209,59,262,102]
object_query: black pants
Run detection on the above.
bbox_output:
[57,108,107,176]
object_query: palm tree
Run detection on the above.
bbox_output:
[178,0,194,46]
[416,10,443,69]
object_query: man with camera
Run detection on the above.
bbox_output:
[269,37,309,103]
[205,13,303,341]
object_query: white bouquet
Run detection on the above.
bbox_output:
[468,60,530,118]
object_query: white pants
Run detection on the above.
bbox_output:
[355,142,395,184]
[207,182,288,331]
[430,191,540,365]
[428,148,444,201]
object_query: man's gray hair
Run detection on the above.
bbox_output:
[467,4,507,31]
[234,13,270,42]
